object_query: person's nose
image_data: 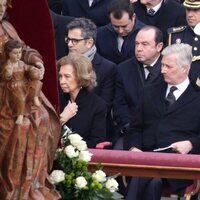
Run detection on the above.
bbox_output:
[67,40,73,48]
[59,76,65,84]
[117,27,124,34]
[136,44,142,52]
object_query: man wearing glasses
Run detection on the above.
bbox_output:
[96,0,145,64]
[61,17,116,142]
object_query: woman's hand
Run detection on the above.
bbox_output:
[60,101,78,125]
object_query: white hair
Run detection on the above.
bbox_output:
[161,43,192,68]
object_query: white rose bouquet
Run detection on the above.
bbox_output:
[49,126,123,200]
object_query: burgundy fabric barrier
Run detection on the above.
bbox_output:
[89,149,200,168]
[7,0,59,110]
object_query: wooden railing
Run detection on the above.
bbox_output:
[89,149,200,199]
[89,149,200,180]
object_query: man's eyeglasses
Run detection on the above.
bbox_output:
[65,37,88,45]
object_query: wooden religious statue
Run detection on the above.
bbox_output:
[0,0,61,199]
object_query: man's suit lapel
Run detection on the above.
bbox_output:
[92,53,102,74]
[165,83,198,114]
[151,82,167,115]
[149,56,162,83]
[136,62,145,86]
[146,56,162,84]
[107,24,124,55]
[137,56,162,86]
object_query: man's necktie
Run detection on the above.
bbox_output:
[147,8,155,16]
[91,0,99,6]
[166,86,177,106]
[145,65,153,80]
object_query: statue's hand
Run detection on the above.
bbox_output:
[35,62,45,80]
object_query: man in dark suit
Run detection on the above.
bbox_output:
[113,25,164,149]
[168,0,200,82]
[63,17,116,141]
[133,0,187,44]
[62,0,112,27]
[50,10,74,59]
[96,0,145,64]
[124,43,200,200]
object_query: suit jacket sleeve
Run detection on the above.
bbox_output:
[99,64,116,111]
[123,92,144,150]
[113,66,133,128]
[86,99,107,148]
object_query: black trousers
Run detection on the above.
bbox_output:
[125,177,193,200]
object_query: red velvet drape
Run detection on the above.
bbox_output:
[7,0,59,110]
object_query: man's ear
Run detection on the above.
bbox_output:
[157,42,164,52]
[86,38,94,48]
[182,65,189,73]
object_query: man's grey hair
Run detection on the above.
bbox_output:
[67,18,97,42]
[161,43,193,68]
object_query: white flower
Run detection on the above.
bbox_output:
[105,178,119,192]
[78,150,93,162]
[56,148,63,152]
[75,176,87,189]
[68,133,83,143]
[64,145,79,158]
[76,140,87,151]
[92,170,106,182]
[49,170,65,184]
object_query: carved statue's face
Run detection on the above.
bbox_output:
[9,47,22,62]
[0,0,7,21]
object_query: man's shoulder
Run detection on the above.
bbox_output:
[167,26,188,45]
[144,81,166,92]
[163,0,185,10]
[87,91,107,109]
[117,58,138,71]
[191,79,200,93]
[168,25,187,35]
[133,19,146,32]
[93,53,116,68]
[97,24,113,34]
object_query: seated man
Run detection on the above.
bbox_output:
[113,25,164,149]
[96,0,145,64]
[124,43,200,200]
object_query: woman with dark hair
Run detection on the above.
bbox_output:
[58,53,107,148]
